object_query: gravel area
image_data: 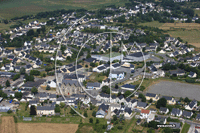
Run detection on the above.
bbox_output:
[147,81,200,100]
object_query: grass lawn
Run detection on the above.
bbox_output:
[0,0,126,19]
[195,10,200,17]
[139,21,164,28]
[88,72,107,82]
[181,123,190,133]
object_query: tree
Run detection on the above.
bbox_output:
[55,104,60,113]
[20,67,25,74]
[70,108,76,115]
[46,85,51,90]
[7,110,12,114]
[139,93,146,102]
[27,29,35,36]
[31,87,38,94]
[124,91,132,98]
[86,53,91,59]
[156,98,167,109]
[84,111,88,117]
[3,19,8,24]
[96,119,99,124]
[89,118,93,123]
[30,105,36,115]
[6,80,10,87]
[101,86,110,94]
[60,102,65,108]
[15,92,23,99]
[92,111,96,117]
[140,86,145,91]
[30,70,40,76]
[184,97,190,103]
[13,74,20,81]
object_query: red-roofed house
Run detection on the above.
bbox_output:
[140,109,151,119]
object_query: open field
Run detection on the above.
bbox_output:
[0,116,16,133]
[147,81,200,100]
[0,0,126,19]
[167,29,200,47]
[17,123,78,133]
[160,23,200,30]
[140,21,200,47]
[181,123,190,133]
[139,21,164,28]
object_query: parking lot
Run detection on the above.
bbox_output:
[147,81,200,100]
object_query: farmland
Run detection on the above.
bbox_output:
[17,123,78,133]
[0,116,16,133]
[0,0,126,19]
[140,21,200,47]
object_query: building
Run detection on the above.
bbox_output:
[145,93,159,101]
[123,52,150,62]
[121,84,136,91]
[109,71,124,80]
[37,105,55,116]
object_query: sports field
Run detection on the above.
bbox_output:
[0,0,126,19]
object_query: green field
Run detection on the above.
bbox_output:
[181,123,190,133]
[167,29,200,47]
[139,21,164,28]
[0,0,126,19]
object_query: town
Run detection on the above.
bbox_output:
[0,0,200,133]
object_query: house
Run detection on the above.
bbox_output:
[86,82,101,90]
[140,109,151,119]
[162,96,176,105]
[182,110,193,118]
[171,108,182,117]
[124,107,132,117]
[37,105,55,116]
[110,103,121,112]
[49,94,57,102]
[188,72,197,78]
[29,98,40,108]
[185,99,197,110]
[154,117,167,124]
[46,79,57,88]
[121,84,135,91]
[109,71,124,80]
[159,107,169,114]
[96,103,109,118]
[137,102,148,109]
[145,93,159,101]
[196,114,200,121]
[169,69,185,76]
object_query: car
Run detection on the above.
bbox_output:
[131,70,135,73]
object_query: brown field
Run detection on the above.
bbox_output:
[17,123,78,133]
[0,116,16,133]
[160,23,200,30]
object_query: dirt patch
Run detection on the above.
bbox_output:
[0,116,16,133]
[17,123,78,133]
[190,43,200,47]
